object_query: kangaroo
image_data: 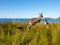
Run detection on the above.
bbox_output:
[27,13,43,30]
[44,18,50,28]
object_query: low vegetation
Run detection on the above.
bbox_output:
[0,22,60,45]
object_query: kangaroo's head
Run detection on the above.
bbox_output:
[38,13,43,19]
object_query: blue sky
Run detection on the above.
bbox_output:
[0,0,60,18]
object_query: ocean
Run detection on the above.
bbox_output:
[0,18,60,23]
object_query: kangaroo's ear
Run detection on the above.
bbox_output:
[39,12,43,15]
[40,12,43,17]
[41,12,43,15]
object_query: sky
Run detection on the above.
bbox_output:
[0,0,60,18]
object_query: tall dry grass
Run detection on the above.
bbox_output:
[0,22,60,45]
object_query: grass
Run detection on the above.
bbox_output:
[0,22,60,45]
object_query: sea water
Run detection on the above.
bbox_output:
[0,18,60,23]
